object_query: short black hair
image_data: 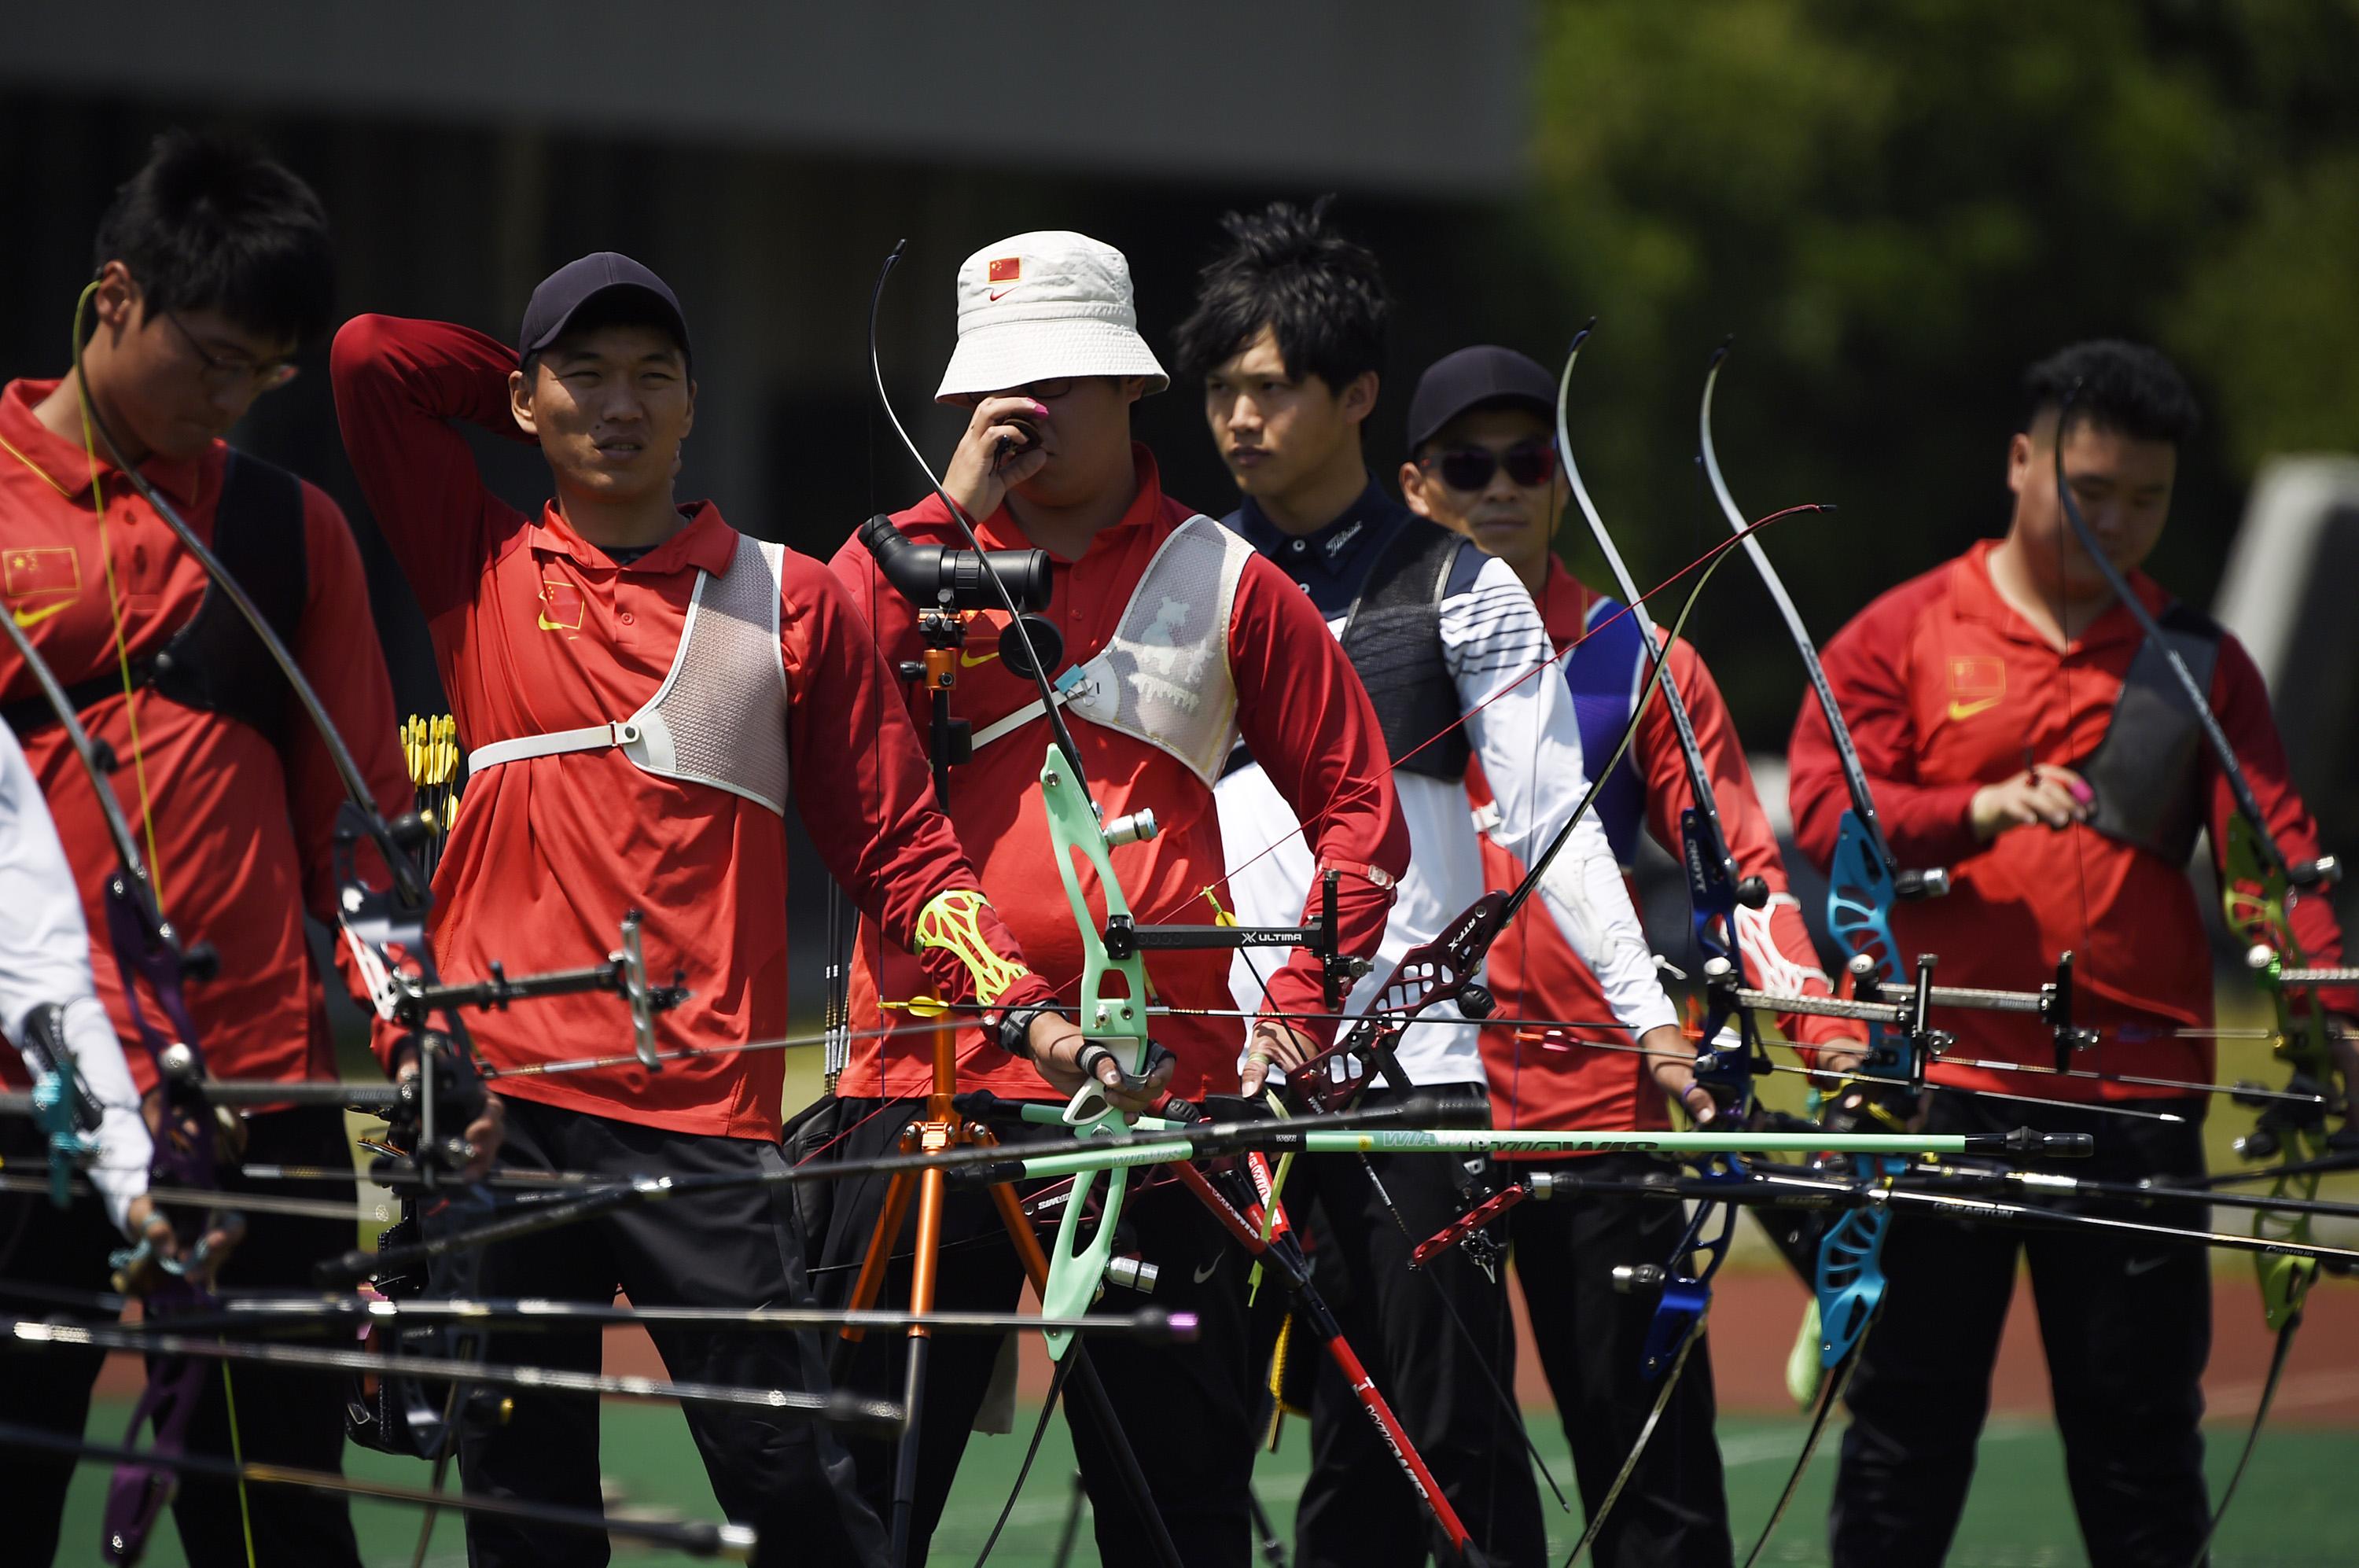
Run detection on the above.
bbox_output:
[92,128,335,348]
[528,289,691,377]
[2022,339,2200,447]
[1171,196,1389,393]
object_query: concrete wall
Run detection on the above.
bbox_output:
[1,0,1527,193]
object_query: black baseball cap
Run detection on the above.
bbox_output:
[1406,345,1556,452]
[517,252,691,367]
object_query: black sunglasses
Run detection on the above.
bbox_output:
[1419,440,1557,492]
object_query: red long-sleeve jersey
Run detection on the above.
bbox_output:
[0,378,410,1090]
[1473,560,1851,1135]
[1788,539,2353,1100]
[829,448,1407,1102]
[330,315,1052,1138]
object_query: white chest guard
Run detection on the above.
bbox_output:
[970,514,1253,787]
[467,534,793,814]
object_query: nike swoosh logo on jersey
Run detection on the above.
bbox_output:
[1193,1256,1222,1283]
[10,601,71,629]
[2125,1255,2170,1278]
[959,648,1001,668]
[1947,697,2001,722]
[988,289,1013,302]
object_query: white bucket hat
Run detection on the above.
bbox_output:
[934,230,1170,403]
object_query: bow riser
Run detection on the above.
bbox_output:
[1034,748,1155,1360]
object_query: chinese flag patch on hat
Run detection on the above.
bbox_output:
[987,257,1021,283]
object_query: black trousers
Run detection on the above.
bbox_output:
[1292,1084,1548,1568]
[815,1095,1271,1568]
[1830,1093,2212,1568]
[458,1096,887,1568]
[1506,1154,1732,1568]
[0,1105,362,1568]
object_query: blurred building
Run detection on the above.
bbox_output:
[1,2,1533,1004]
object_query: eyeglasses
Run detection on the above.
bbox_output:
[162,310,300,394]
[1419,440,1557,493]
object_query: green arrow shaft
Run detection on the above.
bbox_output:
[1005,1128,2019,1180]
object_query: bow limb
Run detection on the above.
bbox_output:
[1557,326,1765,1366]
[2188,826,2336,1564]
[1559,326,1768,1086]
[1698,345,1923,1438]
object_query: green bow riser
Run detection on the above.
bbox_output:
[2224,815,2334,1331]
[1035,745,1156,1360]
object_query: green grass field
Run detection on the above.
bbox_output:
[57,1393,2359,1567]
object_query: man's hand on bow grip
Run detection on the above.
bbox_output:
[458,1092,506,1183]
[114,1204,244,1295]
[1640,1022,1717,1128]
[1030,1014,1171,1114]
[1240,1018,1320,1099]
[1810,1038,1872,1081]
[393,1054,509,1183]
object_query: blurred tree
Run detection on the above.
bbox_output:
[1511,0,2359,745]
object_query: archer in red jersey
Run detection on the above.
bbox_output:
[1790,340,2356,1568]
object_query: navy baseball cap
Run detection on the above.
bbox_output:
[1407,345,1557,451]
[517,252,691,366]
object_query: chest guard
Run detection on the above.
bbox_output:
[2075,600,2223,867]
[1338,519,1473,783]
[3,447,306,749]
[1561,593,1651,867]
[466,533,792,814]
[971,514,1251,788]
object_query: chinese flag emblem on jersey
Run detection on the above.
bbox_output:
[987,257,1021,284]
[4,547,79,600]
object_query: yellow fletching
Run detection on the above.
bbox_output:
[878,995,951,1019]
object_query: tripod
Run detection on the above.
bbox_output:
[829,1022,1181,1567]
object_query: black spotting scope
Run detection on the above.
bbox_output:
[856,513,1065,679]
[857,514,1054,613]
